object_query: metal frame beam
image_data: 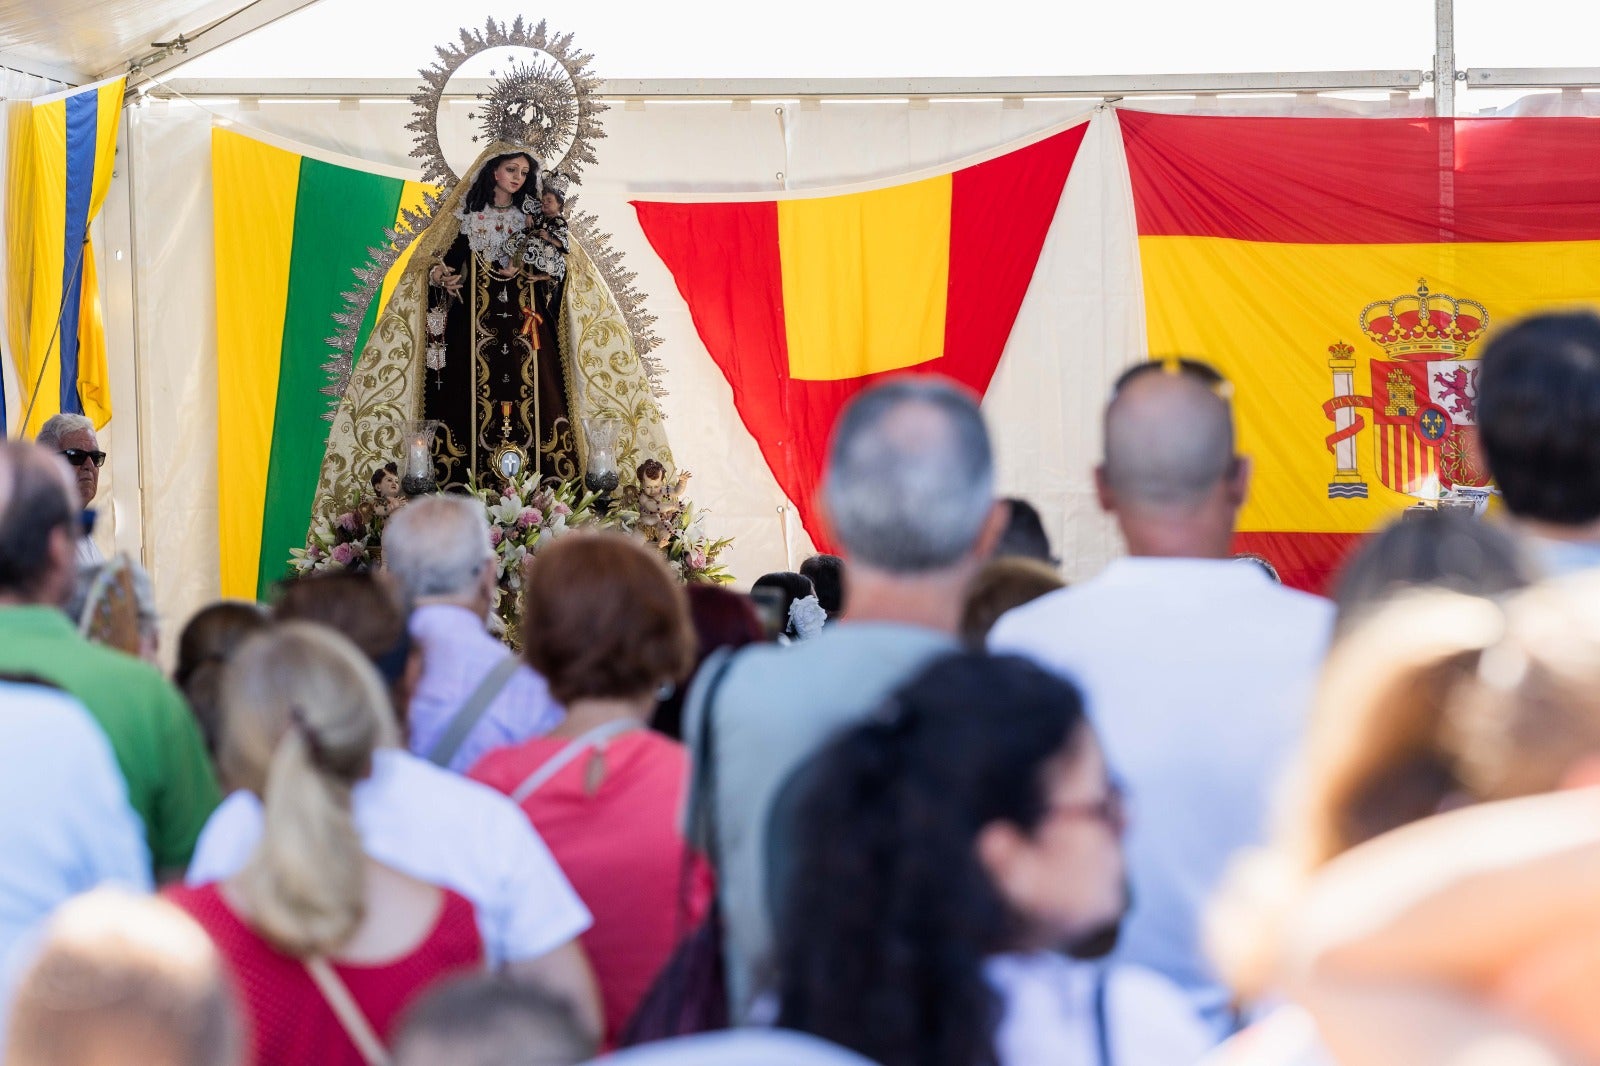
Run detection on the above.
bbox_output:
[1465,68,1600,89]
[152,70,1426,101]
[1434,0,1458,116]
[0,50,91,88]
[107,0,326,89]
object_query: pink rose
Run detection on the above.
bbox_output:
[689,549,709,570]
[331,542,359,566]
[517,507,543,529]
[337,511,361,533]
[490,527,504,547]
[552,501,572,517]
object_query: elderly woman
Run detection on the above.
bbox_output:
[469,532,708,1049]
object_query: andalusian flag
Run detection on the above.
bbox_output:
[5,77,124,437]
[634,121,1089,546]
[213,128,432,600]
[1123,111,1600,591]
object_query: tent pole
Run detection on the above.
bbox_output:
[1435,0,1457,117]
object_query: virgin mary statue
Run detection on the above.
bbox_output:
[308,139,674,521]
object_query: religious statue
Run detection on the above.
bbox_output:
[420,151,577,487]
[369,461,406,518]
[628,458,691,547]
[307,19,679,530]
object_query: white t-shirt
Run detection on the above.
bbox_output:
[987,952,1214,1066]
[186,747,590,966]
[990,557,1333,1031]
[588,1030,877,1066]
[0,682,151,969]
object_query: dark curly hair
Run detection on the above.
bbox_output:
[773,652,1091,1066]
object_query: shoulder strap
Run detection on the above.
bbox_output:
[426,655,521,768]
[304,956,391,1066]
[509,718,641,804]
[686,647,743,868]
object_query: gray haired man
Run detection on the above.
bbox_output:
[682,376,1005,1018]
[382,494,562,772]
[36,413,104,566]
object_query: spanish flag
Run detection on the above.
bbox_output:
[633,120,1089,547]
[1122,111,1600,592]
[5,77,124,437]
[212,128,433,600]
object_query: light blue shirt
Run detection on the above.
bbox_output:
[683,621,959,1016]
[991,558,1333,1034]
[405,603,564,772]
[0,681,151,975]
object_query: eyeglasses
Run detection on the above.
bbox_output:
[1044,780,1128,833]
[60,448,107,469]
[1110,356,1233,401]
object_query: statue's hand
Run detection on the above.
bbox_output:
[431,263,465,297]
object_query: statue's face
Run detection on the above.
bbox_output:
[376,470,400,498]
[541,192,562,217]
[493,157,531,200]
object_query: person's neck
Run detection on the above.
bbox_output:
[415,593,487,623]
[491,192,513,208]
[1511,513,1600,546]
[837,560,975,636]
[1116,505,1237,560]
[547,695,653,739]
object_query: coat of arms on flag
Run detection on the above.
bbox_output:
[1320,279,1493,501]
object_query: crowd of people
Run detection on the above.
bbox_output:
[4,309,1600,1065]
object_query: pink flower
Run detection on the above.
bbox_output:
[689,549,709,570]
[490,526,504,547]
[331,542,359,566]
[552,501,572,517]
[517,507,543,529]
[337,511,361,533]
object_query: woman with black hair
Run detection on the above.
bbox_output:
[774,653,1209,1066]
[749,571,823,643]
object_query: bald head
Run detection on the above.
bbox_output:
[1101,368,1237,509]
[0,441,81,603]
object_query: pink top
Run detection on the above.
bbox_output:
[470,728,713,1046]
[167,882,483,1065]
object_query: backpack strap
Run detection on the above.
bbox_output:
[426,655,521,768]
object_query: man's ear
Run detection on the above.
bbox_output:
[1226,454,1252,508]
[1093,464,1114,514]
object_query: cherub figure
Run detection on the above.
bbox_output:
[632,459,691,548]
[369,461,407,518]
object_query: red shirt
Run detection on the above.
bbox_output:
[167,882,483,1065]
[470,728,712,1046]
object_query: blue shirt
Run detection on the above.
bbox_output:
[0,681,151,973]
[406,604,564,772]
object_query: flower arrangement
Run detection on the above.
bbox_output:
[290,465,734,638]
[290,505,385,575]
[477,473,602,635]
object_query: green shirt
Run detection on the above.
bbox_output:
[0,606,221,871]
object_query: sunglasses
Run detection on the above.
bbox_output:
[61,448,107,469]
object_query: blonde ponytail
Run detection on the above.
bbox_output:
[218,622,398,958]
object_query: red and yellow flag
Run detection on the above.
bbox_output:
[1122,111,1600,591]
[633,121,1089,547]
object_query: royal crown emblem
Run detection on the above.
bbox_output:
[1321,279,1492,500]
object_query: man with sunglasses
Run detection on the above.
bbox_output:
[36,413,107,566]
[989,357,1333,1037]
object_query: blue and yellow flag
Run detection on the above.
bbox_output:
[5,76,124,437]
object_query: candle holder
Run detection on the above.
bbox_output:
[400,419,441,497]
[582,414,623,515]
